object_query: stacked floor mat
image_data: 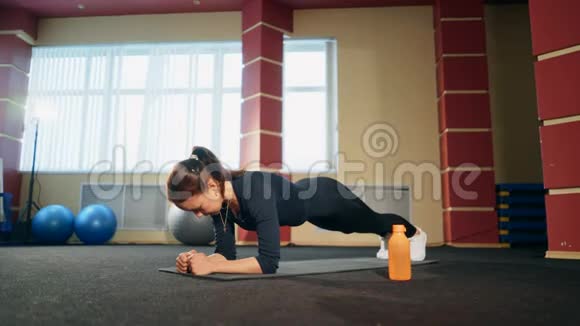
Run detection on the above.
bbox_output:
[496,184,547,246]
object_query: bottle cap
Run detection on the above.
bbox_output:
[392,224,406,233]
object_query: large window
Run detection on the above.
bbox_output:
[20,40,336,173]
[283,40,337,173]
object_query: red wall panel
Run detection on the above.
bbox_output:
[0,137,22,205]
[0,67,29,105]
[0,35,32,73]
[242,61,282,99]
[0,137,21,171]
[434,0,483,27]
[438,93,491,132]
[0,9,37,39]
[242,25,283,64]
[435,20,486,60]
[241,97,282,134]
[534,51,580,120]
[436,56,489,95]
[529,0,580,55]
[240,133,282,169]
[443,210,498,243]
[242,0,293,32]
[0,102,25,139]
[2,169,21,209]
[539,121,580,189]
[546,193,580,252]
[440,131,494,168]
[442,170,495,208]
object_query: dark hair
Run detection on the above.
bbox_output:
[166,146,246,203]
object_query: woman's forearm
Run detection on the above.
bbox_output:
[211,257,263,274]
[207,253,227,263]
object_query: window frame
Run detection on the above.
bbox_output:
[282,38,338,174]
[20,39,338,174]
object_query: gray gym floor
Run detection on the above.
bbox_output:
[1,245,580,325]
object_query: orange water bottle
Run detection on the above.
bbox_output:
[388,224,411,281]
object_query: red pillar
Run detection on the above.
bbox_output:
[529,0,580,259]
[0,9,37,221]
[434,0,498,246]
[238,0,292,245]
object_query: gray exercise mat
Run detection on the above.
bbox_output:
[159,257,438,281]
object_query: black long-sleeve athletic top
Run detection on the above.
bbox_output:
[210,171,308,274]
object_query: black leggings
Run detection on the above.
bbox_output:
[295,177,417,238]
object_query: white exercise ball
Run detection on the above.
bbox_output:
[167,205,215,245]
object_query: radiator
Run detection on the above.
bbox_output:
[349,185,412,222]
[80,183,168,231]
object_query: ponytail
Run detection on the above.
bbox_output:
[166,146,245,203]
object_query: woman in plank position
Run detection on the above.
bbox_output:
[167,146,427,275]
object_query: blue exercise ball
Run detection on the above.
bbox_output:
[75,204,117,245]
[32,205,75,243]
